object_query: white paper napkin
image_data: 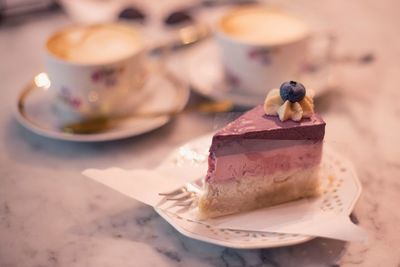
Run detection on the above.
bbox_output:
[83,167,367,242]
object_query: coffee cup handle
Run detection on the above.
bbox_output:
[310,32,336,68]
[296,32,337,92]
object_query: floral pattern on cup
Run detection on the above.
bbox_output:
[301,62,320,73]
[224,69,241,87]
[91,66,125,88]
[60,87,81,109]
[248,48,276,65]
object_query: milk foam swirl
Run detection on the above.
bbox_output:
[47,24,143,64]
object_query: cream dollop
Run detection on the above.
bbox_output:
[263,88,315,122]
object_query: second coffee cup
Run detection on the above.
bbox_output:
[215,7,311,96]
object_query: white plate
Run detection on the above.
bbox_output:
[155,134,362,249]
[188,41,332,107]
[14,71,189,142]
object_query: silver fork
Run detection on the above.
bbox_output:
[157,179,203,212]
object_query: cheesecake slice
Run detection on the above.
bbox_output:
[199,104,325,218]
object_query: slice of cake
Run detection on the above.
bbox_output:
[199,81,325,218]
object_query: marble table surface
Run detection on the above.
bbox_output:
[1,0,400,266]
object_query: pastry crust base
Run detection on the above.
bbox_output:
[199,166,320,219]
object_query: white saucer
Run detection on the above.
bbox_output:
[14,71,189,142]
[155,134,362,249]
[188,41,332,107]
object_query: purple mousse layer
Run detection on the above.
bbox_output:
[210,105,325,157]
[206,141,323,183]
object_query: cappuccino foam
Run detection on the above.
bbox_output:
[220,8,308,45]
[47,24,143,64]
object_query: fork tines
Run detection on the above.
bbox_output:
[158,187,188,196]
[158,185,198,210]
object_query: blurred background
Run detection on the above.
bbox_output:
[1,0,399,266]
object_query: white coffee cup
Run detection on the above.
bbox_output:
[215,7,317,95]
[45,23,148,120]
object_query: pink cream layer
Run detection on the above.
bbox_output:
[206,141,323,184]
